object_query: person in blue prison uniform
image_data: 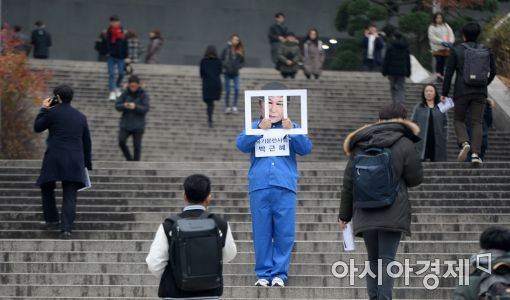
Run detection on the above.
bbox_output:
[236,82,312,287]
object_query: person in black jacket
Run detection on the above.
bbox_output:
[31,20,52,59]
[382,33,411,104]
[361,24,385,71]
[115,75,150,161]
[94,31,108,62]
[268,12,288,66]
[221,34,245,114]
[441,22,496,164]
[106,15,128,101]
[34,85,92,239]
[200,46,222,128]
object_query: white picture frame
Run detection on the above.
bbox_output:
[244,89,308,135]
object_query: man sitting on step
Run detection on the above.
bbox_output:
[146,174,237,299]
[236,82,313,287]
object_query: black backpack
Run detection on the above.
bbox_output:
[479,252,510,300]
[352,147,400,209]
[163,211,223,292]
[462,43,491,87]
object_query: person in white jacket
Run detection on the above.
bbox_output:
[428,12,455,81]
[146,174,237,299]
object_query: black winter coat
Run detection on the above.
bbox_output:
[106,27,128,59]
[339,119,424,237]
[382,40,411,77]
[221,47,244,76]
[442,42,497,98]
[268,23,288,43]
[31,28,52,58]
[34,103,92,187]
[115,88,150,133]
[200,57,222,101]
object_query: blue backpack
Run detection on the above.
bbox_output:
[352,147,400,209]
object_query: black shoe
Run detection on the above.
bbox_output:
[60,231,72,240]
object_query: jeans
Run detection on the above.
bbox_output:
[454,94,486,154]
[362,230,402,300]
[224,74,240,108]
[388,76,406,104]
[41,181,81,232]
[107,56,125,91]
[118,129,143,161]
[434,55,447,76]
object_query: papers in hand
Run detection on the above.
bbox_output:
[78,168,91,192]
[438,97,455,113]
[342,223,356,251]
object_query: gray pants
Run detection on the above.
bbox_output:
[388,76,406,104]
[362,230,402,300]
[454,94,486,154]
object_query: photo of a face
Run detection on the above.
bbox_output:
[261,96,284,123]
[245,89,308,135]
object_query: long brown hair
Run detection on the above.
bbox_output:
[230,34,245,56]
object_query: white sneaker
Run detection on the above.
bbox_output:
[457,142,471,162]
[232,106,238,114]
[254,279,269,287]
[271,277,285,287]
[115,88,122,98]
[225,107,231,114]
[471,153,483,164]
[108,92,116,101]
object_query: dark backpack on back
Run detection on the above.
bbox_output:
[163,211,223,292]
[479,253,510,300]
[352,147,400,209]
[462,43,491,87]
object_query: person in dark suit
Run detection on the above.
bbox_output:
[115,75,150,161]
[31,20,52,59]
[34,85,92,239]
[361,24,385,71]
[200,45,222,128]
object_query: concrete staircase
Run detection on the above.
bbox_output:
[0,60,509,299]
[27,60,510,162]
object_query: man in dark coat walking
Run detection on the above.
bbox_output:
[382,33,411,104]
[115,75,150,161]
[34,85,92,239]
[31,20,52,59]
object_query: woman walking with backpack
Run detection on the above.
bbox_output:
[338,103,423,300]
[221,34,245,114]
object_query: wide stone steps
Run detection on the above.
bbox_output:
[1,59,506,299]
[27,60,510,162]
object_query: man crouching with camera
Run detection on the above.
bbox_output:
[34,85,92,239]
